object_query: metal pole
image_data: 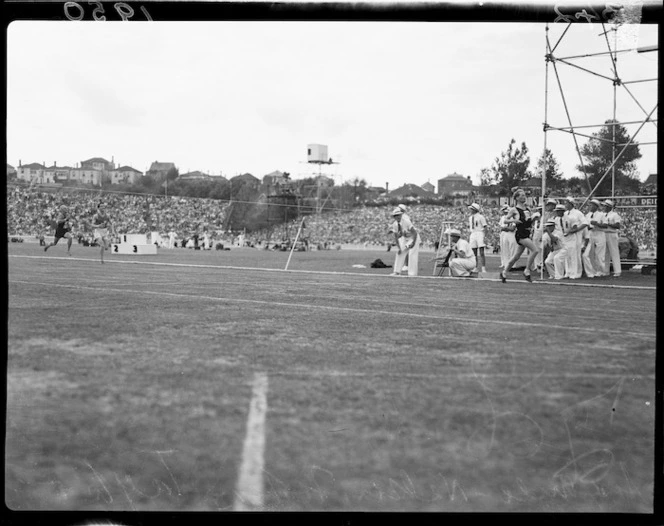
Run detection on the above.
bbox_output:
[579,104,657,208]
[284,217,305,271]
[612,28,617,198]
[541,23,550,281]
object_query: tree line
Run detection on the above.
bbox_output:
[479,120,642,196]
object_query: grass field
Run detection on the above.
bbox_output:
[5,242,657,515]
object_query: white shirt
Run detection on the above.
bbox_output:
[544,230,564,252]
[452,238,475,261]
[604,210,622,233]
[469,213,487,233]
[391,216,417,243]
[585,210,605,236]
[563,208,585,236]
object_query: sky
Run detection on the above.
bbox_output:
[7,19,658,191]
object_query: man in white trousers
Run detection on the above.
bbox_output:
[397,204,411,272]
[562,197,587,279]
[583,199,608,278]
[467,203,488,273]
[447,228,477,277]
[600,199,622,277]
[389,207,420,276]
[498,204,517,271]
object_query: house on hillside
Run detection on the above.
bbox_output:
[111,166,143,185]
[7,163,17,180]
[81,157,115,172]
[17,162,46,183]
[230,172,261,189]
[365,186,387,201]
[421,181,435,194]
[262,170,295,196]
[70,167,102,186]
[388,183,433,199]
[44,163,75,183]
[437,173,473,197]
[179,171,211,181]
[147,161,177,181]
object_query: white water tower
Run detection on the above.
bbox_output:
[307,144,328,164]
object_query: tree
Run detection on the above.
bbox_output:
[490,139,531,193]
[577,119,641,196]
[535,148,564,192]
[166,167,179,182]
[478,167,495,187]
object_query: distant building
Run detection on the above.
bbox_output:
[437,173,473,197]
[44,163,75,183]
[70,167,102,186]
[421,181,435,194]
[110,166,143,185]
[179,170,211,181]
[17,162,46,183]
[147,161,177,181]
[230,172,261,189]
[81,157,115,172]
[262,170,289,186]
[7,163,17,179]
[388,183,433,199]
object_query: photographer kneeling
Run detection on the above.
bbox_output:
[447,228,477,277]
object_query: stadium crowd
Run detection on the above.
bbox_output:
[253,203,657,253]
[6,185,658,253]
[6,186,231,247]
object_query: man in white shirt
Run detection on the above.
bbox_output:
[389,207,420,276]
[600,199,622,277]
[397,204,411,272]
[582,199,608,278]
[543,219,568,280]
[498,204,516,271]
[447,228,477,277]
[468,203,488,273]
[562,197,588,279]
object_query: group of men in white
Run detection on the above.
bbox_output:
[388,197,623,279]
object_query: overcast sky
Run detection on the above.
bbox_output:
[7,20,658,190]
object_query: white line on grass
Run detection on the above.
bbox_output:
[9,280,656,339]
[233,372,268,512]
[9,255,656,291]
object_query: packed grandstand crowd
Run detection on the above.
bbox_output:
[255,203,658,253]
[6,185,658,252]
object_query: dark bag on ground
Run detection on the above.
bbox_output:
[371,258,392,268]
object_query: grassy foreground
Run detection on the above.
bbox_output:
[5,243,657,514]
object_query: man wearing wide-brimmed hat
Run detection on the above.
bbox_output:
[600,199,622,277]
[467,203,488,273]
[389,207,421,276]
[446,228,477,277]
[562,196,587,279]
[583,198,608,278]
[543,218,568,280]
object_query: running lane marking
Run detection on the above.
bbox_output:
[8,255,656,291]
[8,280,656,339]
[234,372,268,511]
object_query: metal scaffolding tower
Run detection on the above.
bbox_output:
[542,21,658,206]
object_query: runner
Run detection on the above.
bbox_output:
[44,205,74,255]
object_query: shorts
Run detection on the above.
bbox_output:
[54,228,71,240]
[469,231,485,249]
[94,228,109,240]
